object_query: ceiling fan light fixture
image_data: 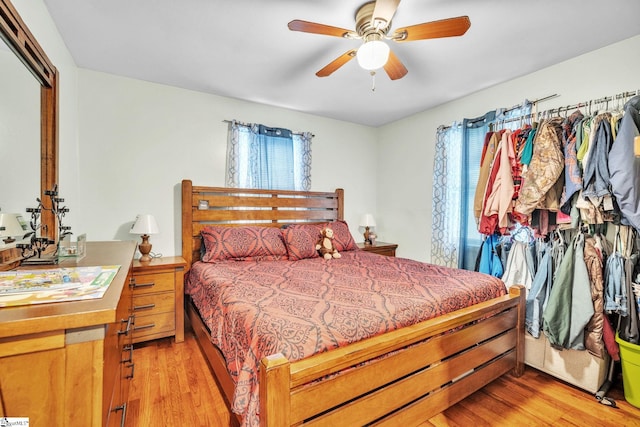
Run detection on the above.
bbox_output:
[356,39,390,71]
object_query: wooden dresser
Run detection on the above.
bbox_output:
[0,241,136,427]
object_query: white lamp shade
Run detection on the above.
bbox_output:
[0,213,27,238]
[130,214,159,235]
[359,213,376,228]
[356,40,390,71]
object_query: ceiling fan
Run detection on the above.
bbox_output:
[288,0,470,81]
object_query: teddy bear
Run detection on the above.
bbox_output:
[316,227,341,260]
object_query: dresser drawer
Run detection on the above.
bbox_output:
[131,256,186,343]
[132,292,175,315]
[132,312,175,339]
[132,271,175,294]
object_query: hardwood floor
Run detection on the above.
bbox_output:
[127,331,640,426]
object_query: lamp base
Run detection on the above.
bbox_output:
[138,234,153,262]
[363,226,371,246]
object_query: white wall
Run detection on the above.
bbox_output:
[77,70,378,258]
[378,35,640,262]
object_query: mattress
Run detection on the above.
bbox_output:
[185,250,506,425]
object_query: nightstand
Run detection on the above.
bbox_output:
[358,242,398,257]
[131,256,186,343]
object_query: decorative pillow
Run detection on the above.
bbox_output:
[200,226,288,262]
[325,220,358,252]
[282,223,322,261]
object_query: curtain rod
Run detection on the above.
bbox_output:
[439,93,558,130]
[222,119,315,137]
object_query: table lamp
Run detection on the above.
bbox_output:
[130,214,159,262]
[0,213,27,244]
[359,213,376,245]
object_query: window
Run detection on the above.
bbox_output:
[432,103,531,269]
[226,121,312,191]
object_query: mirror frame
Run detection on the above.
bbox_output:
[0,0,58,265]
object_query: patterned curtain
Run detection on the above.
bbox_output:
[293,132,312,191]
[226,120,242,187]
[226,120,312,190]
[431,123,463,267]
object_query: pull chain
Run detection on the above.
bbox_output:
[370,71,376,92]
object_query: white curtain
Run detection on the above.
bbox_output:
[431,123,463,267]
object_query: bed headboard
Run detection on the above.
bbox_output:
[181,180,344,269]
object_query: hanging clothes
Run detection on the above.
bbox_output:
[560,110,585,214]
[543,232,594,350]
[619,227,639,344]
[525,241,552,338]
[502,239,535,293]
[477,233,504,278]
[609,95,640,231]
[520,126,537,170]
[604,228,628,315]
[583,236,606,358]
[582,113,614,200]
[514,118,565,216]
[474,131,500,223]
[483,130,515,231]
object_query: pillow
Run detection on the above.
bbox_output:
[282,223,322,261]
[325,220,358,252]
[200,226,288,262]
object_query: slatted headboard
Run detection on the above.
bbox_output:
[181,180,344,269]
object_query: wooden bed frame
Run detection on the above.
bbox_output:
[181,179,525,426]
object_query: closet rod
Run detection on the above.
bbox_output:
[502,93,559,114]
[543,90,638,116]
[222,119,315,137]
[493,89,640,127]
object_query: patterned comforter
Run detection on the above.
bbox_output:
[185,250,506,426]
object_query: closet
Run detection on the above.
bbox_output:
[474,90,640,396]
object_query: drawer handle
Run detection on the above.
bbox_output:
[133,303,156,311]
[133,282,155,289]
[113,402,127,427]
[134,323,155,331]
[122,344,134,364]
[126,362,135,380]
[118,315,134,336]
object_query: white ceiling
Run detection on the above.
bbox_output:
[43,0,640,127]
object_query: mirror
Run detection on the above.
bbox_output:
[0,0,58,265]
[0,38,40,215]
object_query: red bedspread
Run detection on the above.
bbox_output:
[185,250,506,426]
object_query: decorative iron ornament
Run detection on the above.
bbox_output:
[17,185,71,264]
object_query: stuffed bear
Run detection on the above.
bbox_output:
[316,227,341,260]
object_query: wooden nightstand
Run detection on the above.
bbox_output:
[132,256,186,343]
[358,242,398,257]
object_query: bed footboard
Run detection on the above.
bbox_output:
[260,285,525,426]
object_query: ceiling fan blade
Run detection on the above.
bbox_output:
[392,16,471,42]
[288,20,357,38]
[383,50,408,80]
[316,50,357,77]
[371,0,401,28]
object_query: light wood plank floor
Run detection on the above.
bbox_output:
[127,331,640,426]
